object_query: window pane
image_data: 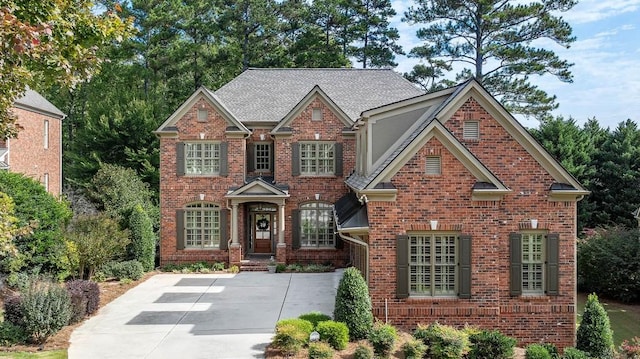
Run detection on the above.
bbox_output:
[409,233,458,296]
[522,233,544,293]
[184,203,220,249]
[300,202,335,247]
[300,142,335,175]
[185,143,220,175]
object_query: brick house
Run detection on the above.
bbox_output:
[156,68,587,347]
[1,89,64,195]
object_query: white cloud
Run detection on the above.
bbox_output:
[563,0,640,24]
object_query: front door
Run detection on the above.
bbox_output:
[253,212,272,253]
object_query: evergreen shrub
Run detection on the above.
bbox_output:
[562,347,589,359]
[576,293,615,359]
[298,312,331,328]
[414,322,470,359]
[308,341,334,359]
[20,281,72,343]
[402,337,428,359]
[368,322,397,358]
[272,321,310,356]
[315,320,349,350]
[353,344,373,359]
[333,267,373,340]
[102,260,144,281]
[525,344,552,359]
[468,330,516,359]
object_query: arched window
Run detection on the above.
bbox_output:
[184,203,220,248]
[300,202,335,247]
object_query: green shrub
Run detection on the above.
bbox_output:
[578,226,640,302]
[414,323,470,359]
[308,341,334,359]
[275,263,286,273]
[128,204,155,271]
[298,312,331,328]
[316,320,349,350]
[212,262,225,271]
[576,293,615,359]
[542,343,559,359]
[402,337,428,359]
[353,344,373,359]
[103,260,144,280]
[562,347,589,359]
[334,267,373,340]
[66,279,100,323]
[368,322,397,358]
[5,271,31,291]
[272,321,310,355]
[3,295,24,326]
[20,281,72,344]
[468,330,516,359]
[0,321,27,346]
[525,344,552,359]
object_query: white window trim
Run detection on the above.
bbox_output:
[185,142,221,175]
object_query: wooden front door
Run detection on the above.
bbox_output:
[253,213,272,253]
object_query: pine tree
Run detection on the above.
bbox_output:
[352,0,404,68]
[404,0,576,120]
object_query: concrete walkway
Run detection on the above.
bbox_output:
[68,270,343,359]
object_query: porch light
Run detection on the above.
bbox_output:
[314,133,320,140]
[199,132,205,139]
[430,220,438,230]
[259,133,266,141]
[531,219,538,229]
[199,193,205,201]
[315,193,320,200]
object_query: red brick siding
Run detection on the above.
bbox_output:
[8,108,62,195]
[365,98,576,348]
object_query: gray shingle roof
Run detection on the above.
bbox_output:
[214,68,425,123]
[14,89,65,118]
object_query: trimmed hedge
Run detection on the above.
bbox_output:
[298,312,331,328]
[334,267,373,340]
[468,330,517,359]
[414,323,470,359]
[562,347,589,359]
[525,344,552,359]
[368,322,397,358]
[308,341,334,359]
[402,338,428,359]
[271,318,314,355]
[101,260,144,281]
[576,293,615,359]
[353,344,373,359]
[315,320,349,350]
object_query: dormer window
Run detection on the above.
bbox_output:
[426,156,441,175]
[312,108,323,121]
[463,121,479,140]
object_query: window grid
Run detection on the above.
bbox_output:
[185,203,220,249]
[185,142,220,175]
[522,233,544,294]
[409,233,457,296]
[255,143,271,171]
[300,142,335,175]
[300,202,335,247]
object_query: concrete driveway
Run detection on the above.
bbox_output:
[68,270,343,359]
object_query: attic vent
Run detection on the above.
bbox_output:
[197,109,208,122]
[426,156,441,175]
[463,121,479,140]
[312,108,323,121]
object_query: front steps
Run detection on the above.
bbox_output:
[239,255,274,272]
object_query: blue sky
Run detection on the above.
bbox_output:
[389,0,640,129]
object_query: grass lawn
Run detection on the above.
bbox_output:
[578,292,640,346]
[0,351,66,359]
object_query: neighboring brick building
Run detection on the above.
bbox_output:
[156,69,588,348]
[1,90,64,195]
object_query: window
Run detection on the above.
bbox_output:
[463,121,479,140]
[409,233,457,296]
[426,156,441,175]
[255,143,271,172]
[509,232,559,296]
[43,173,49,192]
[197,109,208,122]
[300,142,335,175]
[184,203,220,248]
[300,202,335,247]
[312,108,322,121]
[185,142,220,175]
[44,120,49,149]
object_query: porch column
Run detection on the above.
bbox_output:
[231,203,239,245]
[278,201,285,245]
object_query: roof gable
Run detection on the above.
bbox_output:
[225,178,289,198]
[155,87,250,134]
[271,85,352,134]
[14,89,65,119]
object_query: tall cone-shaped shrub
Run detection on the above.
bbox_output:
[334,267,373,340]
[576,293,614,359]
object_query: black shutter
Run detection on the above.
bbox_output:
[396,234,409,299]
[458,234,472,299]
[546,233,560,296]
[292,142,300,176]
[247,143,255,172]
[334,143,343,177]
[176,210,185,250]
[292,209,301,249]
[219,209,229,250]
[219,142,228,176]
[509,232,522,296]
[176,142,185,176]
[269,142,274,172]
